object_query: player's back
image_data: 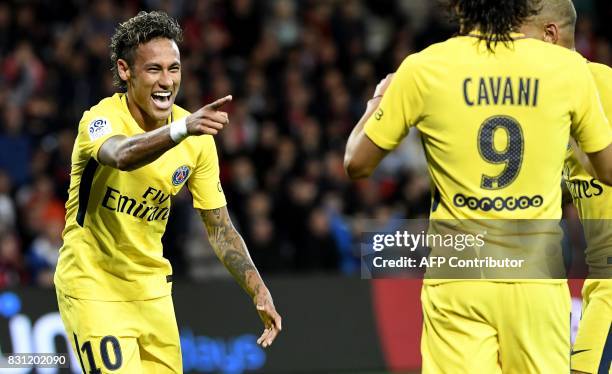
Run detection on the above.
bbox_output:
[366,34,610,220]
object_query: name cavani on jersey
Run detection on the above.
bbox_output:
[463,76,540,107]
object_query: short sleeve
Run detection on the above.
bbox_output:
[187,136,227,210]
[364,55,425,150]
[571,60,612,153]
[78,112,128,162]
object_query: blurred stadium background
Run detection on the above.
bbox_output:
[0,0,610,373]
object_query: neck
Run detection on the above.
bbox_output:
[125,91,166,131]
[557,37,575,50]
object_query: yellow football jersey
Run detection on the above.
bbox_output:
[54,93,226,301]
[365,34,612,221]
[564,62,612,277]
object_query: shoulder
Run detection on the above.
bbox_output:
[587,62,612,115]
[82,93,124,118]
[394,37,472,78]
[398,39,454,67]
[172,103,191,120]
[523,43,594,84]
[588,61,612,80]
[183,133,216,150]
[405,36,495,62]
[537,42,589,68]
[509,38,590,77]
[77,94,123,138]
[179,134,218,168]
[389,39,459,94]
[181,133,217,164]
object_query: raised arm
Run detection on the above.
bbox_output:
[199,206,282,347]
[98,95,232,171]
[344,74,392,179]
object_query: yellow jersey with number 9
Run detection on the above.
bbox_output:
[54,93,227,301]
[365,34,612,220]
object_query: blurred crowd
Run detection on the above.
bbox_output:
[0,0,610,286]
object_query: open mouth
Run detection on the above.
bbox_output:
[151,91,173,110]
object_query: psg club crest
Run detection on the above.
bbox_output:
[172,165,190,186]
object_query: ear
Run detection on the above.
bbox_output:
[117,59,131,83]
[544,23,560,44]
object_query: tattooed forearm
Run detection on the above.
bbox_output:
[200,207,264,297]
[222,249,257,290]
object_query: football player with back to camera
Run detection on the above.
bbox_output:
[345,0,612,372]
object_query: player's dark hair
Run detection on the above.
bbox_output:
[445,0,542,52]
[110,11,183,91]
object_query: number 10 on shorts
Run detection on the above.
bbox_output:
[74,334,123,373]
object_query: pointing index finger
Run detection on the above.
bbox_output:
[204,95,233,110]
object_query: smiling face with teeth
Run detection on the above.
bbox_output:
[117,37,181,130]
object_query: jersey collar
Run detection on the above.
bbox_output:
[466,30,527,41]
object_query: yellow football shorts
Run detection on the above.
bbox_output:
[56,289,182,373]
[421,281,571,374]
[571,279,612,374]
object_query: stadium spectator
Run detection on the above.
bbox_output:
[0,170,16,233]
[0,102,31,187]
[27,215,63,287]
[0,231,28,287]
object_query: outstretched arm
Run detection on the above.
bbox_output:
[199,206,282,347]
[98,95,232,171]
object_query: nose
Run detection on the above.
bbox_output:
[158,70,172,88]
